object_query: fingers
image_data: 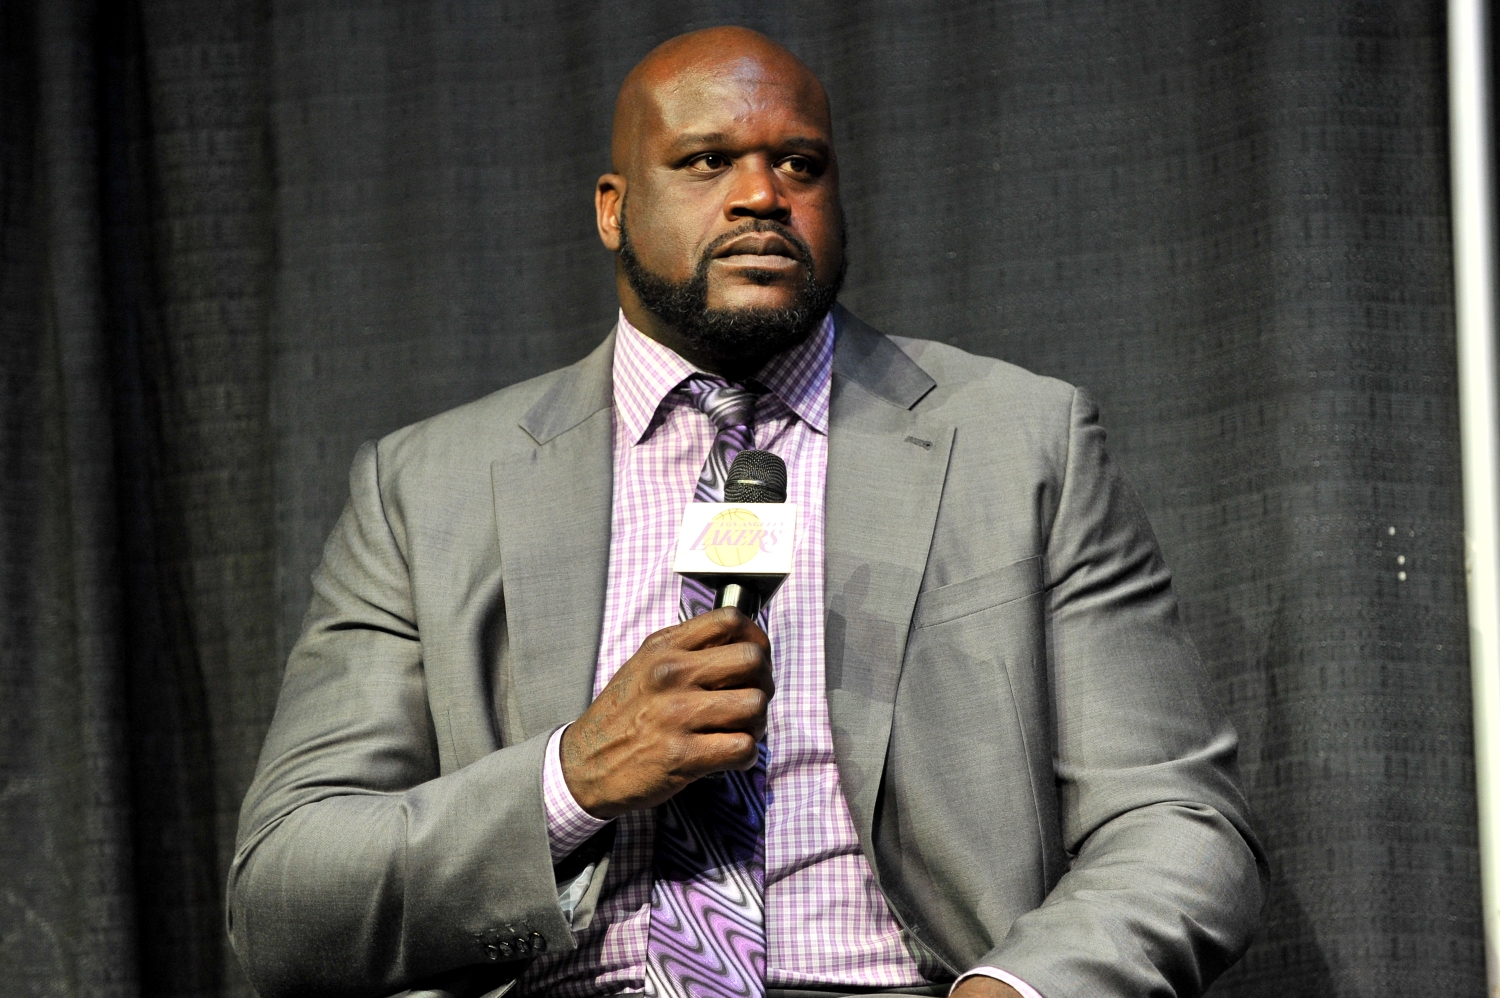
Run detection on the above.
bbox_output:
[677,731,761,775]
[644,641,773,701]
[632,610,773,697]
[687,640,775,693]
[679,687,770,740]
[665,606,770,652]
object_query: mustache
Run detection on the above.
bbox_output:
[697,220,815,270]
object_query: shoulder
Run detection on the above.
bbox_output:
[335,334,614,558]
[833,303,1084,446]
[833,311,1097,534]
[341,333,613,554]
[890,333,1078,416]
[832,306,1079,429]
[371,334,613,483]
[885,334,1086,493]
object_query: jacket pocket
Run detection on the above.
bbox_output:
[911,555,1044,629]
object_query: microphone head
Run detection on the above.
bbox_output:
[724,449,787,503]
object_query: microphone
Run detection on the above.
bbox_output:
[723,449,787,504]
[715,450,788,616]
[672,449,796,619]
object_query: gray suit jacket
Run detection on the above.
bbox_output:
[230,307,1266,998]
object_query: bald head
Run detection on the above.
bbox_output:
[594,27,844,378]
[611,27,831,174]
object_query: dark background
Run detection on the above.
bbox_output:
[0,0,1479,995]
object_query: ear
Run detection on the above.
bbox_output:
[596,174,626,251]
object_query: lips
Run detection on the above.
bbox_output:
[712,232,803,265]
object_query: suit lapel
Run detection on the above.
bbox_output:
[488,310,951,842]
[492,335,615,743]
[824,308,953,853]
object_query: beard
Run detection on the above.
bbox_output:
[617,212,845,373]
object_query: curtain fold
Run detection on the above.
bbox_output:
[0,1,1479,995]
[4,1,139,994]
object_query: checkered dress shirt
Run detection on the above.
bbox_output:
[521,313,1040,998]
[518,311,936,997]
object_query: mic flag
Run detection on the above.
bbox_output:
[673,450,795,617]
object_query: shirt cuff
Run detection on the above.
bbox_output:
[542,724,611,863]
[951,967,1046,998]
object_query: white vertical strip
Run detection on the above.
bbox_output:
[1450,0,1500,992]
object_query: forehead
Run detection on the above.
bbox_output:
[641,57,830,148]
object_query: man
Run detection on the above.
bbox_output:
[230,26,1266,998]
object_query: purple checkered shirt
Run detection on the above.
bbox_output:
[522,313,1040,998]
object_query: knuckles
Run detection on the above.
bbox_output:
[724,687,768,719]
[660,693,697,728]
[662,734,693,773]
[727,733,758,767]
[650,658,682,688]
[640,629,676,657]
[708,606,745,630]
[738,642,770,670]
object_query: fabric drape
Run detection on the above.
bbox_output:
[0,1,1477,996]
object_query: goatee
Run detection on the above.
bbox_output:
[618,215,844,373]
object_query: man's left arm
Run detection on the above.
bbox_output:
[970,387,1268,998]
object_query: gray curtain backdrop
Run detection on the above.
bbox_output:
[0,0,1477,996]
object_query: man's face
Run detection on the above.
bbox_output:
[598,53,845,373]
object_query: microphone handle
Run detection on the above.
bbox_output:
[713,578,763,618]
[706,573,775,781]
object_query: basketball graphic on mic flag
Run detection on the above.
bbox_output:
[703,508,763,568]
[673,502,797,578]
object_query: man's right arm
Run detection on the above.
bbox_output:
[230,441,775,998]
[228,441,574,998]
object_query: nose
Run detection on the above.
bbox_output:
[724,156,790,223]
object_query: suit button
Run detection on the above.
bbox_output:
[512,935,530,955]
[484,944,500,962]
[530,932,547,953]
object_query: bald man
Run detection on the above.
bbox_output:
[230,27,1266,998]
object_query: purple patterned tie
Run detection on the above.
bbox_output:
[646,377,768,998]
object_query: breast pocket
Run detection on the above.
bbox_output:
[911,555,1045,629]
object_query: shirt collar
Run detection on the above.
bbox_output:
[612,309,834,443]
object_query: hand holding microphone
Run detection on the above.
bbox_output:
[559,451,791,819]
[559,607,772,819]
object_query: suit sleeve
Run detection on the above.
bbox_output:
[976,388,1268,997]
[227,440,575,998]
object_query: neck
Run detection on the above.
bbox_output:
[618,299,770,381]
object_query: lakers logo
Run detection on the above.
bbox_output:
[675,502,796,580]
[702,508,765,568]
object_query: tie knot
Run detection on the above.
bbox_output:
[682,376,758,432]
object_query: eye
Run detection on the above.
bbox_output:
[778,155,821,177]
[690,153,729,171]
